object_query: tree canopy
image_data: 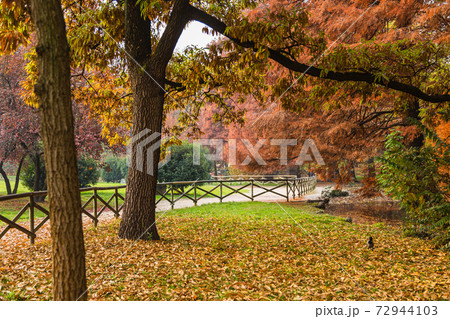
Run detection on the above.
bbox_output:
[1,0,449,145]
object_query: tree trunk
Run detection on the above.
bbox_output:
[214,160,218,176]
[118,89,164,240]
[33,154,41,192]
[12,155,25,194]
[118,0,163,240]
[29,0,87,301]
[367,157,375,179]
[0,161,12,195]
[351,161,357,182]
[119,0,189,240]
[407,99,425,148]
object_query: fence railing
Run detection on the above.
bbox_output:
[0,177,316,244]
[211,174,298,181]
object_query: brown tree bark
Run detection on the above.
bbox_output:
[119,0,189,240]
[0,161,12,195]
[12,155,25,194]
[29,0,87,300]
[407,99,425,148]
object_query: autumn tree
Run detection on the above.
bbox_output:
[0,47,40,194]
[193,0,449,188]
[1,46,108,196]
[53,0,450,240]
[2,0,449,242]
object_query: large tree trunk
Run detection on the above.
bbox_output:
[118,0,163,240]
[29,0,87,300]
[119,0,189,240]
[118,92,164,240]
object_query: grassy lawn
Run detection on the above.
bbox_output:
[0,178,246,223]
[0,176,30,195]
[0,202,448,301]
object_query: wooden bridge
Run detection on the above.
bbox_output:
[0,176,317,244]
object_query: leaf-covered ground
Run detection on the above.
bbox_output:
[0,202,448,301]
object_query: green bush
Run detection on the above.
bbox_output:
[377,130,449,249]
[158,142,212,184]
[20,156,46,191]
[77,156,100,187]
[101,156,128,183]
[21,156,100,190]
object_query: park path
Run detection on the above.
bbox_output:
[0,183,327,245]
[154,183,327,212]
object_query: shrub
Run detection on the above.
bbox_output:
[20,156,46,191]
[77,156,100,187]
[158,142,212,184]
[101,156,128,183]
[21,155,100,190]
[377,130,449,249]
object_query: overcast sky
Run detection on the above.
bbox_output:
[174,21,219,52]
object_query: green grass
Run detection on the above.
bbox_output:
[0,176,29,195]
[162,201,318,219]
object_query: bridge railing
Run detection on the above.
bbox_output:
[0,177,317,244]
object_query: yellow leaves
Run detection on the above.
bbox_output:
[0,30,28,54]
[0,0,31,55]
[1,203,450,301]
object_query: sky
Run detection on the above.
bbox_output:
[174,21,220,52]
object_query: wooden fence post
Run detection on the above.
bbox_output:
[286,180,289,202]
[115,188,119,218]
[194,182,197,206]
[93,189,98,227]
[251,180,254,201]
[29,195,35,245]
[171,184,174,209]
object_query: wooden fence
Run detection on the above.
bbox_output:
[0,177,316,244]
[211,174,298,181]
